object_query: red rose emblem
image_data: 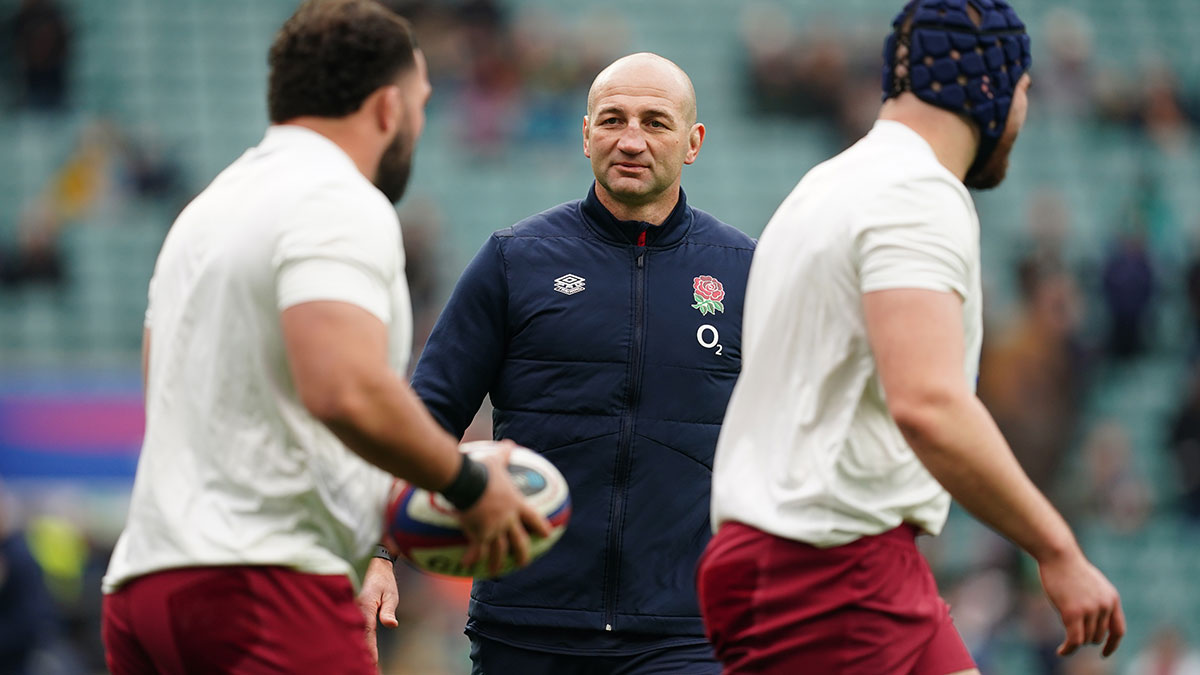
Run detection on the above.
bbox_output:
[691,275,726,316]
[693,275,725,303]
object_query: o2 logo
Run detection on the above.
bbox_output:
[696,324,723,356]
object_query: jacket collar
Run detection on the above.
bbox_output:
[580,183,692,248]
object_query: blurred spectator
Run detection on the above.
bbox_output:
[738,3,879,146]
[388,0,624,155]
[10,0,71,111]
[123,132,185,208]
[1017,190,1075,286]
[1035,8,1097,116]
[0,487,81,675]
[509,8,628,145]
[1101,228,1156,361]
[0,205,64,288]
[388,1,471,87]
[1136,60,1197,156]
[1,120,184,289]
[738,2,803,116]
[1168,365,1200,522]
[1070,420,1151,533]
[25,514,88,612]
[509,9,580,144]
[1124,626,1200,675]
[1096,56,1199,154]
[456,8,521,156]
[979,259,1087,494]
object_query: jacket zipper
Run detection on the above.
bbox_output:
[602,232,647,631]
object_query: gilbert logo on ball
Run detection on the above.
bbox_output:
[383,441,571,578]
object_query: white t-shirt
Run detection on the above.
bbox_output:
[103,125,411,592]
[711,120,982,547]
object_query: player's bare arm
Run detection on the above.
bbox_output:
[863,288,1125,658]
[282,299,462,486]
[280,300,547,568]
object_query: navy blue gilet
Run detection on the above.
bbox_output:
[411,185,755,650]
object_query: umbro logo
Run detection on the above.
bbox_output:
[554,274,586,295]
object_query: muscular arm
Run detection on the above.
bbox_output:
[281,300,460,490]
[863,288,1123,656]
[299,300,549,656]
[863,289,1076,560]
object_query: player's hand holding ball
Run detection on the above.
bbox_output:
[460,441,553,576]
[385,440,570,578]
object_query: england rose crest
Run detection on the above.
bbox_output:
[691,275,725,316]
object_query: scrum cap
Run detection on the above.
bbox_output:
[882,0,1032,173]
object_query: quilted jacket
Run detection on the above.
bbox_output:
[411,184,755,646]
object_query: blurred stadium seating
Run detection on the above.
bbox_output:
[1,0,1198,672]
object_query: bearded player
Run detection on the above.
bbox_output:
[699,1,1125,673]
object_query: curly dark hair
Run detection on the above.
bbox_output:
[267,0,418,124]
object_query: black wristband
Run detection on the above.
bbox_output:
[373,544,396,563]
[439,453,489,511]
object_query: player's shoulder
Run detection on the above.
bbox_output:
[883,167,971,209]
[871,133,972,206]
[273,175,401,268]
[297,173,398,230]
[851,171,978,254]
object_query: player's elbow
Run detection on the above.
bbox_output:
[297,371,379,428]
[886,385,965,449]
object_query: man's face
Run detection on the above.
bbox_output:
[376,50,432,204]
[583,77,701,209]
[965,73,1031,190]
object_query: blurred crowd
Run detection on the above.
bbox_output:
[6,0,71,112]
[1,0,187,295]
[739,4,1200,155]
[388,0,628,155]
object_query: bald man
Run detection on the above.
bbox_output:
[358,52,755,673]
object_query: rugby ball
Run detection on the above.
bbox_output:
[383,441,571,578]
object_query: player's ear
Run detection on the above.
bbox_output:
[684,122,705,165]
[374,84,403,135]
[582,115,592,158]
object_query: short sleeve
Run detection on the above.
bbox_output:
[855,176,975,300]
[273,185,401,322]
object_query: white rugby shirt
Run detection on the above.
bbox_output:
[711,120,983,547]
[104,126,411,591]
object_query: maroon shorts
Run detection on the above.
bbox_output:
[697,522,975,675]
[102,565,376,675]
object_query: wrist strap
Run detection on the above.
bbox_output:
[440,453,489,511]
[373,544,395,563]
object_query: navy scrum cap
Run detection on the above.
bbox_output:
[882,0,1032,173]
